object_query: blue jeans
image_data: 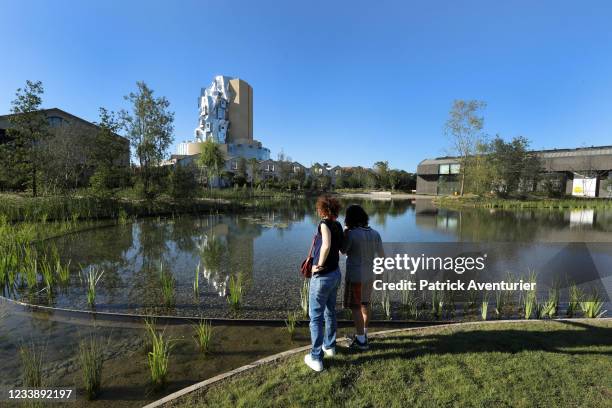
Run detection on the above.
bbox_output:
[309,268,341,361]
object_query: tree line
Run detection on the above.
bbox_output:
[444,99,560,198]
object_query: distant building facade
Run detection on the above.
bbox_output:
[0,107,130,172]
[416,145,612,197]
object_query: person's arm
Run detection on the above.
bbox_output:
[313,222,331,272]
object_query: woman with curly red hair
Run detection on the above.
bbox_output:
[304,195,343,372]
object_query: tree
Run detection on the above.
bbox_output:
[3,80,50,196]
[445,100,487,196]
[233,157,247,186]
[247,158,259,191]
[374,161,390,189]
[489,136,542,196]
[197,139,226,190]
[121,82,174,197]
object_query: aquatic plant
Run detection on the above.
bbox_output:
[78,336,104,400]
[84,266,104,307]
[193,320,213,354]
[466,290,478,315]
[542,285,559,318]
[480,292,489,321]
[580,290,607,318]
[227,273,243,312]
[19,342,44,388]
[159,264,176,308]
[566,283,583,318]
[39,257,54,293]
[193,262,200,298]
[285,311,299,339]
[118,209,128,225]
[145,320,172,390]
[523,272,538,319]
[401,287,419,319]
[431,289,443,320]
[494,290,505,319]
[381,289,392,320]
[299,278,310,317]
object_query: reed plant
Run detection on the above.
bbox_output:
[19,342,44,388]
[159,264,175,308]
[494,290,505,319]
[381,289,392,320]
[78,336,104,400]
[145,320,173,390]
[118,209,128,225]
[580,290,607,318]
[480,292,489,321]
[39,257,54,293]
[523,271,538,319]
[193,320,213,354]
[466,290,478,316]
[401,287,420,319]
[227,273,243,312]
[300,278,310,317]
[193,262,200,298]
[431,289,443,320]
[84,266,104,307]
[285,311,299,339]
[566,283,583,317]
[542,284,559,318]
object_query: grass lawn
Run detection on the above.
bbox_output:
[179,320,612,408]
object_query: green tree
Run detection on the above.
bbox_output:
[489,136,541,196]
[90,108,129,193]
[233,157,247,186]
[3,80,50,196]
[374,161,390,189]
[197,139,226,190]
[121,82,174,197]
[445,100,487,195]
[247,158,259,191]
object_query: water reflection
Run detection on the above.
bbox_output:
[8,198,612,317]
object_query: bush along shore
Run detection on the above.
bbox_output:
[434,195,612,210]
[0,189,308,223]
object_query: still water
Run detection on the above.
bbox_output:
[11,198,612,318]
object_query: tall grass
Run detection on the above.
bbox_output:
[193,320,213,354]
[523,271,537,319]
[401,286,419,319]
[78,336,104,400]
[227,273,243,312]
[83,266,104,307]
[381,290,392,320]
[566,283,583,318]
[19,342,44,388]
[580,290,607,318]
[285,311,299,339]
[158,264,175,308]
[480,292,489,321]
[300,278,310,318]
[193,262,200,298]
[145,320,172,390]
[118,209,128,225]
[431,289,443,320]
[542,284,559,318]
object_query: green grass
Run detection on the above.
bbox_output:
[83,266,104,308]
[78,336,104,400]
[193,320,213,354]
[285,311,299,339]
[19,342,44,388]
[159,264,176,308]
[178,320,612,408]
[435,195,612,210]
[145,320,173,391]
[227,273,244,312]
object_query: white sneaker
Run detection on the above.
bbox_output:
[322,345,336,357]
[304,354,323,372]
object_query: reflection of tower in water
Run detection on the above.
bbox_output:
[197,215,259,297]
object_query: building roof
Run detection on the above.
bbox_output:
[0,107,128,143]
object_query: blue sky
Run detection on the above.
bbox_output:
[1,0,612,171]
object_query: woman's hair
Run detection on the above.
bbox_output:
[316,195,341,218]
[344,204,369,229]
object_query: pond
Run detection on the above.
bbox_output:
[6,197,610,319]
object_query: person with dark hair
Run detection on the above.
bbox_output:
[304,195,343,372]
[341,204,384,350]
